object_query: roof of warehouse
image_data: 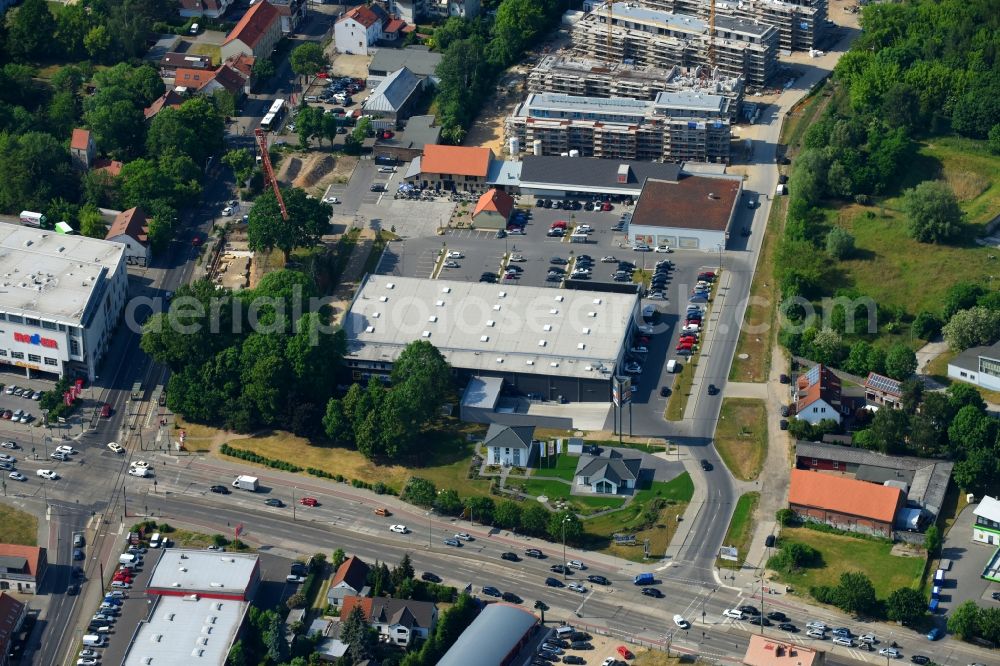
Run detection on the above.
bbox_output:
[0,222,124,325]
[122,595,246,666]
[518,156,680,191]
[437,603,538,666]
[629,175,740,231]
[368,46,442,78]
[788,469,903,523]
[344,276,636,380]
[147,549,258,596]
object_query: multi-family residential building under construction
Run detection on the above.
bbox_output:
[505,91,734,164]
[572,2,779,87]
[527,56,745,117]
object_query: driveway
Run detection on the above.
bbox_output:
[938,503,1000,615]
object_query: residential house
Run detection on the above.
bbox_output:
[864,372,902,409]
[471,188,515,230]
[362,67,423,123]
[144,89,188,120]
[574,450,642,495]
[947,340,1000,392]
[794,364,843,425]
[92,158,124,179]
[174,66,215,90]
[340,595,437,647]
[484,423,536,467]
[268,0,307,34]
[743,634,825,666]
[437,603,538,666]
[220,0,282,63]
[973,495,1000,546]
[179,0,235,19]
[105,207,151,267]
[201,63,251,98]
[334,5,387,56]
[70,128,95,170]
[0,545,47,594]
[368,46,443,88]
[325,555,370,607]
[160,52,214,80]
[389,0,480,22]
[788,468,904,538]
[406,145,495,193]
[0,593,27,666]
[794,441,953,524]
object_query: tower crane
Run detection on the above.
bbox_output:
[708,0,717,73]
[254,127,288,221]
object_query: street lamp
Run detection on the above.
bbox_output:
[716,243,724,271]
[561,516,571,579]
[426,510,433,548]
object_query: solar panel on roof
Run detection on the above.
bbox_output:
[803,364,820,386]
[866,373,901,394]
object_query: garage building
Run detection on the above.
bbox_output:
[0,222,128,381]
[627,173,741,250]
[343,275,639,402]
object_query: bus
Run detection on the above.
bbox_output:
[131,382,143,401]
[260,112,276,132]
[267,99,285,118]
[19,211,46,227]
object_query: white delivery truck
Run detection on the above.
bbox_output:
[232,475,259,492]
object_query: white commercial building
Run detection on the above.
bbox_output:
[625,173,741,250]
[0,222,127,381]
[973,495,1000,546]
[947,341,1000,393]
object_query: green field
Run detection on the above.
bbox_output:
[771,527,925,600]
[716,492,759,566]
[519,477,626,511]
[0,505,37,546]
[714,399,768,481]
[533,453,579,481]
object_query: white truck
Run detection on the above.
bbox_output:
[232,475,259,492]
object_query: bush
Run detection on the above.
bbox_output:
[811,585,837,604]
[776,508,797,526]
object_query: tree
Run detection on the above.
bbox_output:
[79,203,107,239]
[7,0,57,62]
[867,408,909,454]
[953,447,999,496]
[547,511,583,544]
[494,500,522,530]
[262,610,288,663]
[884,344,917,380]
[834,571,877,616]
[943,306,1000,351]
[903,180,965,244]
[947,600,981,640]
[286,592,306,609]
[434,489,463,515]
[464,496,495,525]
[252,57,276,81]
[989,124,1000,155]
[885,587,925,625]
[946,382,987,412]
[825,227,855,259]
[223,148,255,186]
[942,282,986,320]
[912,310,942,340]
[322,398,351,443]
[226,639,248,666]
[520,503,550,536]
[212,89,237,119]
[924,525,941,557]
[341,604,374,662]
[331,548,346,570]
[401,477,437,507]
[389,340,453,427]
[147,97,224,167]
[947,405,996,455]
[247,187,332,262]
[900,378,923,413]
[808,328,843,366]
[296,106,324,148]
[290,42,327,81]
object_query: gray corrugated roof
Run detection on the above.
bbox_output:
[437,603,538,666]
[518,156,681,190]
[484,423,534,449]
[377,115,441,151]
[949,340,1000,373]
[369,46,442,78]
[364,67,421,113]
[0,555,27,571]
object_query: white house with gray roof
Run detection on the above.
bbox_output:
[485,423,536,467]
[575,450,642,494]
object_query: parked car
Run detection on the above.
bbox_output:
[501,591,521,603]
[421,572,441,583]
[617,646,634,659]
[525,548,545,558]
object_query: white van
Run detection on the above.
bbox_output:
[149,533,161,548]
[554,626,575,639]
[82,634,106,647]
[119,553,138,565]
[189,23,199,34]
[666,359,677,373]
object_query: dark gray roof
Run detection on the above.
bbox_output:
[371,598,436,630]
[437,603,538,666]
[369,46,442,78]
[795,441,953,517]
[518,156,681,190]
[949,340,1000,373]
[575,451,641,485]
[377,115,441,151]
[0,556,27,571]
[365,67,421,113]
[484,424,535,449]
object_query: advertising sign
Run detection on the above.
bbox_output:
[719,546,739,562]
[613,376,633,406]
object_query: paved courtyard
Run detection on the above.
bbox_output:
[938,503,1000,617]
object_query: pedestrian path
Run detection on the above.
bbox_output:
[329,230,375,325]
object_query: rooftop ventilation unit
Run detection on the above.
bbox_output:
[379,296,388,302]
[480,335,489,342]
[365,326,375,333]
[436,300,445,306]
[428,316,437,322]
[486,320,495,327]
[543,324,552,331]
[442,287,451,293]
[422,331,431,338]
[372,312,380,318]
[526,360,534,365]
[386,283,395,289]
[498,291,506,297]
[538,340,547,347]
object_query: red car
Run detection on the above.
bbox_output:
[298,497,318,507]
[617,646,634,660]
[191,235,203,247]
[100,403,112,418]
[113,575,133,584]
[601,201,613,211]
[316,72,328,78]
[637,336,651,344]
[679,335,698,343]
[1,410,10,420]
[676,343,693,352]
[550,220,567,229]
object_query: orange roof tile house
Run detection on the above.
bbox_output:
[0,544,47,594]
[410,145,496,194]
[788,469,904,537]
[471,188,515,229]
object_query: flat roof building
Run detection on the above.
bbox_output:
[572,3,779,86]
[947,340,1000,393]
[507,91,733,163]
[627,174,741,250]
[0,222,127,381]
[743,634,825,666]
[343,275,639,402]
[146,549,261,600]
[122,594,249,666]
[368,45,443,87]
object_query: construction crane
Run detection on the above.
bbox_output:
[606,0,614,64]
[708,0,717,73]
[254,127,288,221]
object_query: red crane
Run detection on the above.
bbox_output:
[254,127,288,221]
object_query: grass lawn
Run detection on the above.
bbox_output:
[730,196,787,382]
[771,527,925,600]
[211,420,493,498]
[169,528,253,552]
[714,399,768,481]
[665,355,698,421]
[633,652,685,666]
[518,477,625,512]
[632,474,694,505]
[533,453,578,481]
[716,492,759,567]
[0,505,37,546]
[188,43,221,64]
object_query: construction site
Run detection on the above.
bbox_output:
[571,2,779,87]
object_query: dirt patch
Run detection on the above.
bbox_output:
[328,52,372,79]
[277,156,302,185]
[946,171,990,202]
[293,154,335,189]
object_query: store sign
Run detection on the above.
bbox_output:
[13,332,58,349]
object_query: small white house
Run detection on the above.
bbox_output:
[342,596,437,647]
[794,364,843,426]
[334,5,385,56]
[574,451,641,495]
[973,495,1000,546]
[485,424,536,467]
[105,207,150,267]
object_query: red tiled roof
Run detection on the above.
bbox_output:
[341,595,374,621]
[473,188,515,219]
[421,145,492,178]
[384,19,406,33]
[631,175,740,232]
[106,207,149,245]
[744,635,822,666]
[92,158,124,177]
[210,64,248,95]
[331,556,370,592]
[71,128,91,151]
[796,364,841,412]
[144,90,186,119]
[788,469,903,524]
[339,5,381,28]
[0,544,43,577]
[226,53,255,79]
[224,0,280,47]
[174,67,212,89]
